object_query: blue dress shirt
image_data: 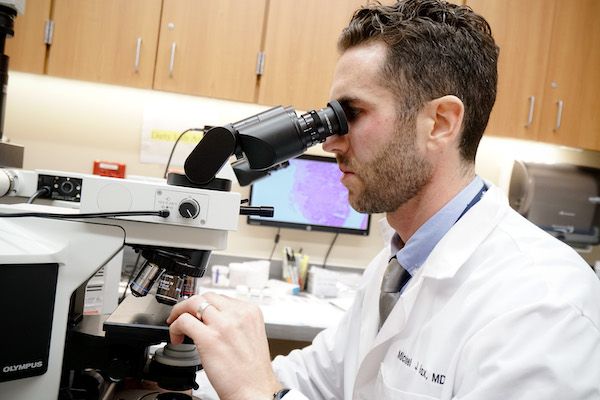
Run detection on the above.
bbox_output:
[391,176,486,292]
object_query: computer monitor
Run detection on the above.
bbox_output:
[247,154,371,235]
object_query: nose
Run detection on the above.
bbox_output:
[323,132,348,155]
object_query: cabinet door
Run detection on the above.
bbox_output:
[154,0,267,103]
[257,0,366,111]
[467,0,555,140]
[5,0,52,74]
[46,0,162,88]
[538,0,600,151]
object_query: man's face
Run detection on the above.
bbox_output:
[323,42,433,213]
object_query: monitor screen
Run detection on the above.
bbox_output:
[247,155,371,235]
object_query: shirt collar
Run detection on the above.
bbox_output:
[391,175,485,275]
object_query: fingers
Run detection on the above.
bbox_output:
[166,292,234,324]
[201,293,264,324]
[166,294,208,324]
[197,300,215,320]
[166,292,264,348]
[166,295,194,324]
[168,311,209,345]
[202,292,235,310]
[166,294,236,347]
[166,291,277,400]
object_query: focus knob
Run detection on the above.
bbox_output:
[178,199,200,218]
[0,169,15,197]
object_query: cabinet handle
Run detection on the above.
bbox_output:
[525,96,535,128]
[44,20,54,45]
[255,51,266,76]
[134,37,142,73]
[554,100,564,131]
[169,42,177,77]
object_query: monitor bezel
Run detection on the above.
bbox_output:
[247,154,371,236]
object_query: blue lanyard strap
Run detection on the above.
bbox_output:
[456,184,488,222]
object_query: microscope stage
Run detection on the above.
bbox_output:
[104,295,173,345]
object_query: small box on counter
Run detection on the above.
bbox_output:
[93,160,126,178]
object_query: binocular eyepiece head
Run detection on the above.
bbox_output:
[184,100,348,186]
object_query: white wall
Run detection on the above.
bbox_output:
[3,72,388,269]
[4,72,600,268]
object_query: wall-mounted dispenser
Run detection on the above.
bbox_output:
[509,161,600,246]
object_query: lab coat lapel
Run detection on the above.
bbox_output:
[420,185,508,280]
[356,251,388,362]
[375,274,422,345]
[352,264,424,394]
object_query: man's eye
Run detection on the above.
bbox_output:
[342,104,360,122]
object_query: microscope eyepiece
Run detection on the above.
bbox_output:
[232,99,348,171]
[297,100,348,149]
[184,100,348,185]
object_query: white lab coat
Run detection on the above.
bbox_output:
[195,185,600,399]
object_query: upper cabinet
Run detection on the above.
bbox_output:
[8,0,598,151]
[257,0,365,111]
[255,0,459,109]
[153,0,267,103]
[537,0,600,151]
[7,0,362,109]
[5,0,52,74]
[467,0,600,151]
[46,0,162,88]
[153,0,363,110]
[465,0,553,141]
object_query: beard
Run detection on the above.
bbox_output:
[338,121,433,214]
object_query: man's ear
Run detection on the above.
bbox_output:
[424,95,464,150]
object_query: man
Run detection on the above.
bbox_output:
[168,1,600,399]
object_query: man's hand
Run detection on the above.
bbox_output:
[166,293,283,400]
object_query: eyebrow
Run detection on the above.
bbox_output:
[336,95,360,104]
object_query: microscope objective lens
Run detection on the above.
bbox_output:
[130,262,163,297]
[181,276,197,298]
[156,273,184,305]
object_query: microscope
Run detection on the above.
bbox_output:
[0,97,347,399]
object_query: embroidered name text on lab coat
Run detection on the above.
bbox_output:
[397,349,446,385]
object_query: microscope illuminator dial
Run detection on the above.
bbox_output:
[154,189,209,225]
[178,198,200,219]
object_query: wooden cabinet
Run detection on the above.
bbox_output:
[7,0,359,108]
[46,0,162,88]
[537,0,600,151]
[467,0,600,151]
[258,0,466,111]
[466,0,553,141]
[5,0,52,74]
[153,0,368,109]
[257,0,365,111]
[153,0,267,103]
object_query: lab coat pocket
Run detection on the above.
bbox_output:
[376,367,439,400]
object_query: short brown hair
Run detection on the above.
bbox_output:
[339,0,498,162]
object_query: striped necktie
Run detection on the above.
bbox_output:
[379,256,411,329]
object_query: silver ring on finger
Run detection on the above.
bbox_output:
[197,300,214,320]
